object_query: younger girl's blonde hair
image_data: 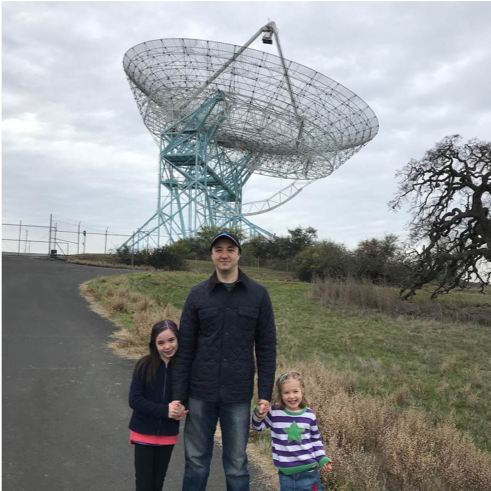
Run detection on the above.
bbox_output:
[273,371,309,410]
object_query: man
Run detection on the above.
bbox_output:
[172,231,277,491]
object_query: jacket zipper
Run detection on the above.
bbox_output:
[157,365,167,436]
[219,286,231,396]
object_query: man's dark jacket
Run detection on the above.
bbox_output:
[172,269,276,403]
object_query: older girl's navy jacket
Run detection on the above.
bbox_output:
[128,359,179,436]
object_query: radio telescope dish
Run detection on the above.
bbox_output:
[121,22,379,248]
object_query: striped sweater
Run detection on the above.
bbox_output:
[252,405,330,475]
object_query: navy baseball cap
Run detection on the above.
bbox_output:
[210,231,242,253]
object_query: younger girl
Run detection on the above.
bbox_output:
[252,371,332,491]
[128,320,187,491]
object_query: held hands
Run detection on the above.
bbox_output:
[168,400,188,420]
[255,399,270,421]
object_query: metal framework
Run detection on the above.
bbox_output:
[122,22,379,247]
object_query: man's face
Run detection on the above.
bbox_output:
[211,238,240,274]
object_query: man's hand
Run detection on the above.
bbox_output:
[257,399,270,413]
[169,400,188,420]
[255,399,270,420]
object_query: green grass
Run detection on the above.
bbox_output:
[413,286,491,306]
[273,289,491,450]
[85,269,491,453]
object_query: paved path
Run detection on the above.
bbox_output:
[2,255,267,491]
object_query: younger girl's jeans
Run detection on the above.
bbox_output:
[278,467,324,491]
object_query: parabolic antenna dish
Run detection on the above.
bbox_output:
[123,38,379,180]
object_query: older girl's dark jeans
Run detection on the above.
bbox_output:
[134,443,174,491]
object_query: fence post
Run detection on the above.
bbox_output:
[48,214,52,255]
[18,220,22,255]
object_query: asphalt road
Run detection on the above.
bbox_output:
[2,255,267,491]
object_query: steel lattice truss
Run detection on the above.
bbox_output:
[123,38,379,180]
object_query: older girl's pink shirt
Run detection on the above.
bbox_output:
[129,430,178,446]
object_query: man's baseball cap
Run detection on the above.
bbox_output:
[210,231,242,253]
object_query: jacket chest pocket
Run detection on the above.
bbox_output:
[198,307,220,336]
[237,307,259,332]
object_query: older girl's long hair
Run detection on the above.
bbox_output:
[273,371,309,410]
[133,320,179,386]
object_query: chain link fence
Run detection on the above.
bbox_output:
[2,214,134,257]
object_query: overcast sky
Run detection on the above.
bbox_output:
[2,1,491,254]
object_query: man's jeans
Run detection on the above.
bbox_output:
[182,397,251,491]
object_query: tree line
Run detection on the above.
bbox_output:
[116,225,411,286]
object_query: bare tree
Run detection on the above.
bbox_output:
[390,135,491,299]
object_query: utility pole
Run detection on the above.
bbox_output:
[54,223,58,253]
[104,227,109,254]
[77,221,81,254]
[83,230,86,254]
[24,230,28,253]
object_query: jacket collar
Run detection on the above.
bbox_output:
[208,268,250,291]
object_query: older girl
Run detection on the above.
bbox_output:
[128,320,187,491]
